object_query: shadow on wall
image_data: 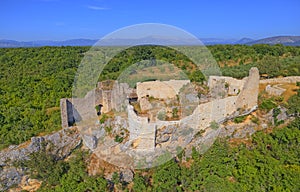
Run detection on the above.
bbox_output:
[60,99,82,128]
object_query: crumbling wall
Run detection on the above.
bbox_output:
[136,80,190,99]
[179,96,238,131]
[127,105,155,151]
[265,84,286,96]
[60,81,132,128]
[60,98,75,128]
[260,76,300,84]
[208,76,245,98]
[61,68,260,134]
[97,81,132,113]
[236,67,259,111]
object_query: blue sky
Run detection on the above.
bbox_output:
[0,0,299,41]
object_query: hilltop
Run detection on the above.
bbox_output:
[246,36,300,46]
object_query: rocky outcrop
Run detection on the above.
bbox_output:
[0,167,24,191]
[83,135,98,149]
[265,106,289,125]
[120,169,134,183]
[219,123,256,139]
[265,84,286,96]
[0,127,81,191]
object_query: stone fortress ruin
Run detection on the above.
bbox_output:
[60,67,260,168]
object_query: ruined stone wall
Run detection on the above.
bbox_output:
[96,81,132,113]
[60,89,99,128]
[61,68,260,132]
[72,89,98,125]
[179,96,238,131]
[111,83,131,112]
[265,84,286,96]
[236,67,259,111]
[136,80,190,99]
[127,105,155,151]
[163,80,190,94]
[60,99,68,128]
[60,98,75,128]
[208,76,245,98]
[260,76,300,84]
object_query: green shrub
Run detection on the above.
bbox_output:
[234,115,247,123]
[114,135,124,143]
[210,121,219,130]
[250,116,260,124]
[104,126,112,134]
[172,108,179,118]
[260,98,277,111]
[99,114,108,124]
[157,110,166,121]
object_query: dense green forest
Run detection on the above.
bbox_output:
[209,44,300,78]
[0,47,89,149]
[99,45,203,82]
[0,45,300,149]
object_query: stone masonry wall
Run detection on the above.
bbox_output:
[208,76,245,98]
[236,67,259,111]
[60,98,75,128]
[136,80,190,99]
[260,76,300,84]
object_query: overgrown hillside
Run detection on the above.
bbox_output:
[0,45,299,149]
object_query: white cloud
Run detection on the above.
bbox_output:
[87,5,109,10]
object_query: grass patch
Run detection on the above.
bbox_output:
[234,115,247,123]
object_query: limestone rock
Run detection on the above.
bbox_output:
[265,84,286,96]
[156,135,170,144]
[0,127,81,191]
[233,124,255,138]
[0,167,23,191]
[267,106,289,125]
[120,169,134,183]
[162,125,176,134]
[83,135,98,149]
[219,122,256,139]
[276,107,288,122]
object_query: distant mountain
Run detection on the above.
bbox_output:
[0,40,33,47]
[246,36,300,46]
[0,39,98,47]
[0,36,299,47]
[200,38,238,45]
[234,38,255,44]
[98,36,238,46]
[0,37,239,47]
